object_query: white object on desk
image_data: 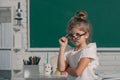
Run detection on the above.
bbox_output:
[44,64,53,75]
[50,55,58,74]
[23,65,39,78]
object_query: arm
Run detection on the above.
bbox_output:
[66,57,91,77]
[57,37,68,71]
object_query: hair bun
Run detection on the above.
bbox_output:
[75,10,87,20]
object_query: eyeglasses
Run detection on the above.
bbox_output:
[66,32,86,40]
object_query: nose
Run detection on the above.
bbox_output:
[72,34,78,40]
[73,34,78,38]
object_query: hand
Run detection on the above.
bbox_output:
[59,37,68,48]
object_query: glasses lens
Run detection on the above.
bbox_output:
[67,32,86,40]
[76,33,81,37]
[67,33,73,39]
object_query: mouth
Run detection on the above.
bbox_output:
[72,40,78,44]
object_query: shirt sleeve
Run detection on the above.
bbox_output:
[80,46,97,60]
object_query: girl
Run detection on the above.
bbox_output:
[57,10,99,80]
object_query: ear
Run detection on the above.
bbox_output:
[85,32,89,39]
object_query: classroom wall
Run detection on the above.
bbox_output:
[0,0,120,79]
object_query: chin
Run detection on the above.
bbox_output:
[74,43,80,46]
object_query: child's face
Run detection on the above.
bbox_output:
[68,25,89,47]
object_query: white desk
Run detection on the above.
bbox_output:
[25,75,66,80]
[12,65,67,80]
[13,75,66,80]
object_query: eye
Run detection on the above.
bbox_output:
[68,33,72,36]
[67,33,74,39]
[69,33,74,37]
[76,33,81,37]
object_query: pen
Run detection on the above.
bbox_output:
[23,56,41,65]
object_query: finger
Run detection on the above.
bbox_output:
[60,38,66,42]
[65,34,69,38]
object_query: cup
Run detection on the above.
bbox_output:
[23,65,39,78]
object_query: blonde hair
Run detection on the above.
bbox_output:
[66,10,92,43]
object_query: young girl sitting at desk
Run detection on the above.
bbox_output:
[57,10,100,80]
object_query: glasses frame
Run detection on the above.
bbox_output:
[66,32,87,40]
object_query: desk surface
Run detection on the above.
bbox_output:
[13,72,67,80]
[26,74,66,78]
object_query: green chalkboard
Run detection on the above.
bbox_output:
[30,0,120,48]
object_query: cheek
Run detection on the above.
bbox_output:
[79,37,87,42]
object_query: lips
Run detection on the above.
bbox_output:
[72,40,79,44]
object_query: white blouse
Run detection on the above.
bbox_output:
[64,43,99,80]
